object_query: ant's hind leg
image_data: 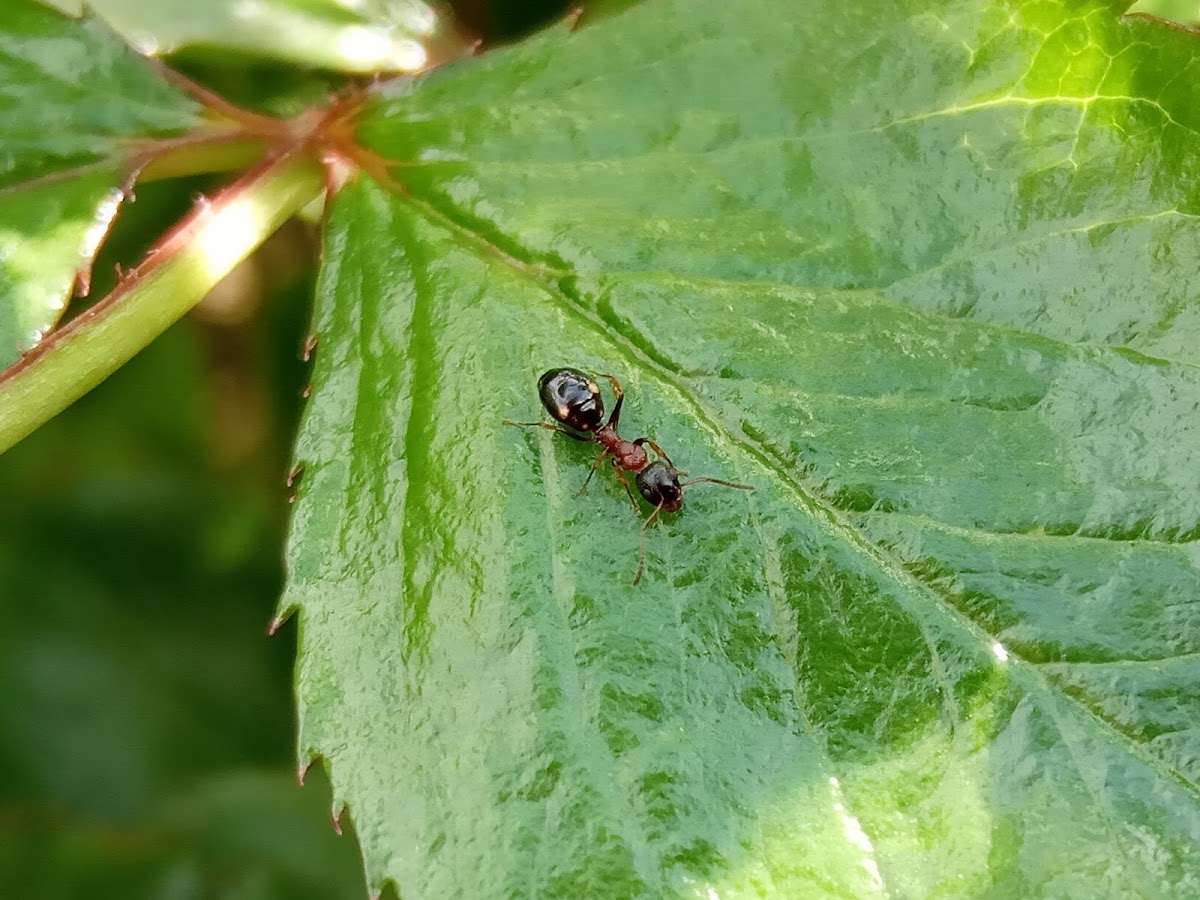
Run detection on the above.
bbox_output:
[503,419,559,432]
[594,373,625,430]
[503,420,594,443]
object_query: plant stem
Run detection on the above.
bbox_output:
[0,150,325,454]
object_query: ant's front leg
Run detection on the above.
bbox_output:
[576,449,610,496]
[634,437,675,468]
[593,373,625,431]
[633,502,665,586]
[612,464,642,516]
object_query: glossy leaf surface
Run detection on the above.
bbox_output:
[286,0,1200,895]
[0,0,201,367]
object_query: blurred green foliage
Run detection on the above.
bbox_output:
[0,198,364,895]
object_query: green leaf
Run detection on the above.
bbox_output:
[1126,0,1200,28]
[286,0,1200,895]
[0,0,202,367]
[359,0,1200,365]
[0,173,122,364]
[47,0,465,73]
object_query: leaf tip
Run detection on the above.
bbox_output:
[268,605,297,636]
[297,753,318,785]
[331,799,346,835]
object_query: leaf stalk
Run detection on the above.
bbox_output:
[0,150,325,454]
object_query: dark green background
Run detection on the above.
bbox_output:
[0,208,368,895]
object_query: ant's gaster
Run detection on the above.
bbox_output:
[505,367,753,584]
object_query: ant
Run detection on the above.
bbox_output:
[504,367,753,584]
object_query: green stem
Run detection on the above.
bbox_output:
[0,150,325,454]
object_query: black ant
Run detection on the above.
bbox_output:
[504,367,753,584]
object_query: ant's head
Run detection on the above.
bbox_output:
[538,367,604,432]
[636,459,756,515]
[631,458,755,586]
[636,461,684,512]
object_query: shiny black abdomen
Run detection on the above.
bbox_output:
[636,461,684,512]
[538,368,605,432]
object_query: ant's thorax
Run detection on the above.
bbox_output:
[595,425,649,472]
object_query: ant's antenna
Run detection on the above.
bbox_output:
[680,476,754,491]
[632,478,753,584]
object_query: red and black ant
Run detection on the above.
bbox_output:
[504,367,753,584]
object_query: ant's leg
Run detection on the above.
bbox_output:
[504,419,559,432]
[593,373,625,430]
[612,465,642,515]
[634,438,675,468]
[633,502,664,586]
[576,449,610,496]
[503,420,594,443]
